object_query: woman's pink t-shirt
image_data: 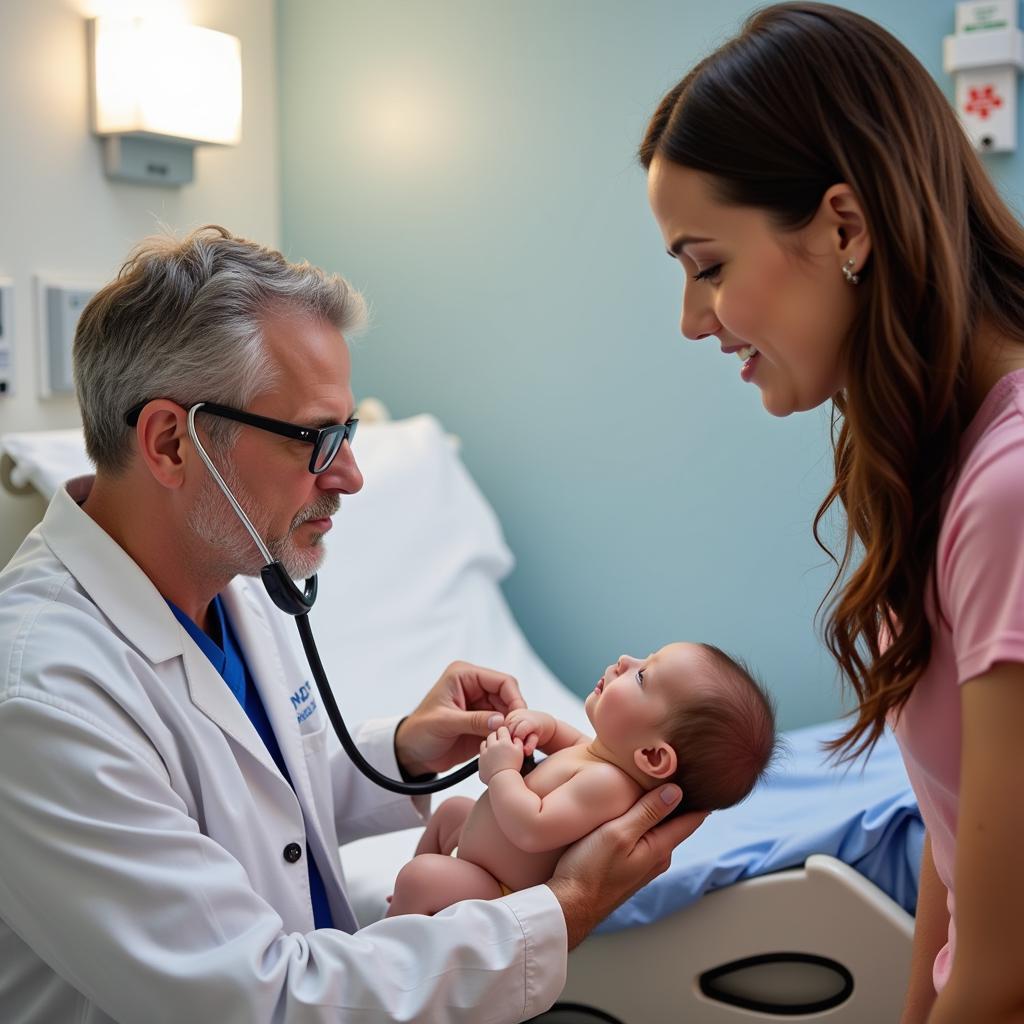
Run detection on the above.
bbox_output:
[892,367,1024,992]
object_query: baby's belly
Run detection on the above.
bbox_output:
[457,791,563,893]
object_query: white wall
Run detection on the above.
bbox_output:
[0,0,279,563]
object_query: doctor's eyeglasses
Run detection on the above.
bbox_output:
[125,400,358,475]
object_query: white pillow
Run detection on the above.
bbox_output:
[1,429,93,498]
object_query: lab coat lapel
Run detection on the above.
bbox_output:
[41,481,286,779]
[221,585,325,840]
[222,583,359,932]
[178,639,285,779]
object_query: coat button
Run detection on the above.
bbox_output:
[283,843,302,863]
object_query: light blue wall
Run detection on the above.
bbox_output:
[278,1,1024,729]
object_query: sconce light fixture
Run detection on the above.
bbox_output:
[88,17,242,186]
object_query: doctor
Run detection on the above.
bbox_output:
[0,226,703,1024]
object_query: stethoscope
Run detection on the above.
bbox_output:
[186,405,479,795]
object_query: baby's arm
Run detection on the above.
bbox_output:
[504,708,587,757]
[478,728,639,853]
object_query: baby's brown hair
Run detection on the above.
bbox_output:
[664,645,777,813]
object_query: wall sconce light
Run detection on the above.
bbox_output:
[87,17,242,186]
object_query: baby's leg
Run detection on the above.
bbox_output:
[414,796,475,856]
[386,853,504,917]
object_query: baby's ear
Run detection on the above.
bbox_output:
[634,741,677,780]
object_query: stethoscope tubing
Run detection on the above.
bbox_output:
[187,404,479,795]
[294,612,480,794]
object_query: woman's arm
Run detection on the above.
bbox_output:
[929,661,1024,1023]
[898,834,948,1024]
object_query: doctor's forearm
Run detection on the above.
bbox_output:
[333,717,431,844]
[547,877,593,951]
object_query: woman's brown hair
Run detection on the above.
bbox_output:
[639,2,1024,759]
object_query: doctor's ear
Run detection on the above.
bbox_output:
[634,741,678,781]
[134,400,189,489]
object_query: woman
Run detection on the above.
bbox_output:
[639,4,1024,1021]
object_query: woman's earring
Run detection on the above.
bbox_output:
[842,258,860,285]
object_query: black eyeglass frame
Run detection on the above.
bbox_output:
[124,400,358,475]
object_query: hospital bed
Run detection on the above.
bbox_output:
[1,411,921,1023]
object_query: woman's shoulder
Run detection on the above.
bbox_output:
[939,382,1024,562]
[950,373,1024,503]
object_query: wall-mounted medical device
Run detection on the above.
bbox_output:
[944,0,1024,153]
[87,17,242,186]
[35,279,97,399]
[0,279,14,397]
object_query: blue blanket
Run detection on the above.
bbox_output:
[597,720,923,933]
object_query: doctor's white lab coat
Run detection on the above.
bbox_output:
[0,479,566,1024]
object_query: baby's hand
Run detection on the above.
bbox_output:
[504,708,557,756]
[479,727,525,784]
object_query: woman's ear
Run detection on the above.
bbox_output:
[821,182,872,271]
[634,741,678,780]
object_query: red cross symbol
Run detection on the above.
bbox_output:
[964,85,1004,120]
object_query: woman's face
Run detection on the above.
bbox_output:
[646,155,862,417]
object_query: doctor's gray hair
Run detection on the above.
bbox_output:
[74,225,367,473]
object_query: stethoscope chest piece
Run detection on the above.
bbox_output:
[261,562,317,616]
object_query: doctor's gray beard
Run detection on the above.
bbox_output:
[187,463,339,581]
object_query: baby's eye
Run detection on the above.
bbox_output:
[636,670,645,688]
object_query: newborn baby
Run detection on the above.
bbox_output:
[387,642,776,917]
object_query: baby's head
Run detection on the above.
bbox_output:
[586,642,776,813]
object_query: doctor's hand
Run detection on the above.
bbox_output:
[548,785,708,951]
[394,661,527,777]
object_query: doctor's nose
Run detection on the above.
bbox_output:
[317,440,363,495]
